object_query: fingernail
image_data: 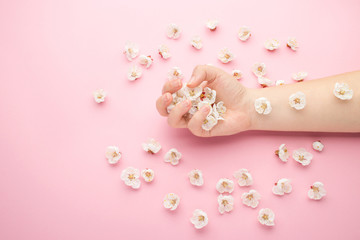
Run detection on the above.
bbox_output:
[187,76,195,86]
[163,93,169,102]
[171,79,181,88]
[202,106,209,113]
[182,100,190,107]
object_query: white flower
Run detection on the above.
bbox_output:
[127,65,142,81]
[142,138,162,154]
[293,148,313,166]
[168,67,184,81]
[93,89,107,103]
[233,169,253,186]
[254,97,272,115]
[218,48,234,63]
[199,87,216,104]
[333,82,353,100]
[166,23,181,39]
[216,101,226,117]
[191,36,203,49]
[272,178,292,195]
[275,144,289,162]
[292,71,308,81]
[105,146,121,164]
[258,208,275,226]
[202,115,218,131]
[121,167,141,189]
[313,140,324,152]
[206,19,219,31]
[264,39,280,51]
[218,194,234,214]
[188,169,204,186]
[289,91,306,110]
[216,178,234,193]
[258,76,273,87]
[164,148,182,166]
[275,80,285,86]
[308,182,326,200]
[190,209,208,229]
[123,41,139,61]
[232,69,243,80]
[287,37,299,51]
[184,86,202,100]
[238,26,251,41]
[158,44,171,59]
[252,63,267,77]
[241,189,261,208]
[163,193,180,210]
[138,55,153,68]
[141,168,155,182]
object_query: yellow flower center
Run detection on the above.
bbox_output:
[222,200,228,206]
[128,174,135,180]
[257,66,263,72]
[170,199,177,206]
[246,194,253,200]
[198,215,205,221]
[194,173,199,179]
[171,152,177,159]
[222,181,228,188]
[224,54,230,59]
[298,155,305,161]
[173,70,179,76]
[339,89,345,95]
[294,98,301,104]
[242,174,248,180]
[112,152,118,158]
[262,214,269,220]
[145,172,152,178]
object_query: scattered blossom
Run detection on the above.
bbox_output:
[272,178,292,195]
[206,20,219,31]
[241,189,261,208]
[333,82,353,100]
[164,148,182,166]
[233,169,253,186]
[190,209,208,229]
[188,169,204,186]
[216,178,234,193]
[127,65,142,81]
[158,44,171,59]
[142,138,162,154]
[258,208,275,226]
[287,37,299,51]
[138,55,153,68]
[289,91,306,110]
[105,146,121,164]
[252,63,267,77]
[141,168,155,182]
[232,69,243,80]
[94,89,107,103]
[308,182,326,200]
[191,36,203,49]
[275,144,289,162]
[121,167,141,189]
[292,72,308,82]
[218,48,234,63]
[264,39,280,50]
[275,80,285,86]
[163,193,180,210]
[238,26,251,41]
[166,23,181,39]
[258,76,273,87]
[293,148,313,166]
[218,194,234,214]
[312,141,324,152]
[254,97,272,115]
[168,67,184,81]
[123,42,139,61]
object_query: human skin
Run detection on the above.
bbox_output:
[156,65,360,137]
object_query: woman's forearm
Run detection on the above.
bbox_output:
[247,71,360,132]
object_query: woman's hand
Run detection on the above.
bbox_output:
[156,65,253,137]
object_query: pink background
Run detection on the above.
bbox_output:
[1,0,360,239]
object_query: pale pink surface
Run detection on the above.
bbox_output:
[1,0,360,239]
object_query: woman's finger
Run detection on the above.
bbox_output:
[187,105,211,137]
[167,99,192,128]
[156,92,172,116]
